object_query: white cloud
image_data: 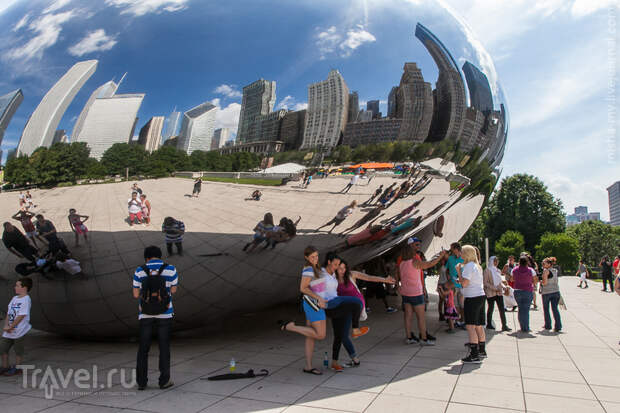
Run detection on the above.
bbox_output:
[43,0,72,14]
[315,24,376,59]
[12,12,30,31]
[68,29,117,56]
[6,10,77,61]
[105,0,189,16]
[339,25,376,57]
[570,0,617,18]
[0,0,21,16]
[213,84,242,98]
[210,98,241,132]
[276,95,307,111]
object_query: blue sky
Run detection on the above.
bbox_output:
[0,0,617,220]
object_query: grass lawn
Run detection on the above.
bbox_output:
[200,176,282,186]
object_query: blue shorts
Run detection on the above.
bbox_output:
[402,294,425,307]
[303,301,326,322]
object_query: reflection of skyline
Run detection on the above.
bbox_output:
[0,89,23,148]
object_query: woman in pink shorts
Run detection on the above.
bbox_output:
[68,208,89,246]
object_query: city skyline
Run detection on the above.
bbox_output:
[0,0,614,219]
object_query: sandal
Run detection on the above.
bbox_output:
[277,320,293,331]
[303,368,323,375]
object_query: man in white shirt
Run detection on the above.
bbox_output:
[340,174,360,194]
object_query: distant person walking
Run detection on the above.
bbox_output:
[576,259,588,288]
[340,173,359,194]
[192,178,202,198]
[600,256,614,292]
[316,201,357,234]
[540,257,562,332]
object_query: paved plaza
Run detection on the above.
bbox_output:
[0,275,618,413]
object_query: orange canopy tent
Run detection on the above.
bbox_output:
[348,162,395,170]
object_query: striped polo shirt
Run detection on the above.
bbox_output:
[162,220,185,243]
[133,259,178,319]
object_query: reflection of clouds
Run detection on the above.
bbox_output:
[105,0,189,16]
[315,24,376,59]
[209,98,241,134]
[68,29,117,56]
[276,95,307,111]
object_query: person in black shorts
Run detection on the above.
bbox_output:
[192,178,202,198]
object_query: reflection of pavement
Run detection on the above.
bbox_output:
[0,176,474,336]
[0,276,617,412]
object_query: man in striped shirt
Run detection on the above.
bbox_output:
[162,217,185,256]
[133,246,178,390]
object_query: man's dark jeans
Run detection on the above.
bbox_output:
[137,317,172,387]
[166,242,183,255]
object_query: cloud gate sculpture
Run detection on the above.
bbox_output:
[0,3,507,338]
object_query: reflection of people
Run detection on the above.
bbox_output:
[140,194,151,225]
[12,209,38,248]
[2,223,38,263]
[192,178,202,198]
[162,217,185,257]
[35,215,69,255]
[362,185,383,206]
[251,190,262,201]
[340,174,359,194]
[128,192,144,226]
[316,201,357,234]
[68,208,89,246]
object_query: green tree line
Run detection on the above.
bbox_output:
[3,142,261,187]
[462,174,620,272]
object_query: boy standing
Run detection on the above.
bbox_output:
[1,277,33,376]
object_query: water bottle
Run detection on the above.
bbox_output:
[323,352,329,368]
[229,358,236,372]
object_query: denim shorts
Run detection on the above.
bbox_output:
[402,294,425,307]
[303,301,326,322]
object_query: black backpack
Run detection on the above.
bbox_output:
[139,263,171,315]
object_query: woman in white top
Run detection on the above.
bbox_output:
[457,245,487,363]
[483,256,510,332]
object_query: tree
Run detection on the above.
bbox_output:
[331,145,352,164]
[535,232,580,274]
[4,155,34,186]
[494,230,525,266]
[101,143,149,175]
[486,174,565,252]
[566,221,620,267]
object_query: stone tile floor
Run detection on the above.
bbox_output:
[0,276,618,413]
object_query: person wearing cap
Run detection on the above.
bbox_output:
[395,237,447,345]
[446,242,465,327]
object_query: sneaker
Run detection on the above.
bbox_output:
[352,326,370,339]
[159,380,174,389]
[478,350,487,359]
[420,339,435,346]
[461,354,481,364]
[405,337,419,345]
[386,307,398,313]
[425,332,436,342]
[344,359,361,368]
[331,363,344,372]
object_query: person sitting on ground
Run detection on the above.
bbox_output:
[316,201,357,234]
[55,252,84,277]
[162,217,185,256]
[242,213,274,253]
[35,214,69,255]
[68,208,89,246]
[264,216,301,249]
[251,190,262,201]
[2,222,38,263]
[192,178,202,198]
[361,185,383,206]
[12,209,38,249]
[128,192,144,226]
[0,277,33,377]
[140,194,151,225]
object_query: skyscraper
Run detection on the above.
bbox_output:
[348,92,359,123]
[72,80,118,141]
[75,94,145,160]
[237,79,276,144]
[0,89,24,147]
[396,62,434,143]
[415,24,466,142]
[178,101,217,154]
[387,87,398,118]
[367,100,380,119]
[301,69,349,149]
[18,60,97,155]
[211,128,230,149]
[163,110,181,141]
[138,116,164,153]
[462,61,493,113]
[607,182,620,226]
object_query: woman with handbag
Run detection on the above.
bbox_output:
[331,260,395,370]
